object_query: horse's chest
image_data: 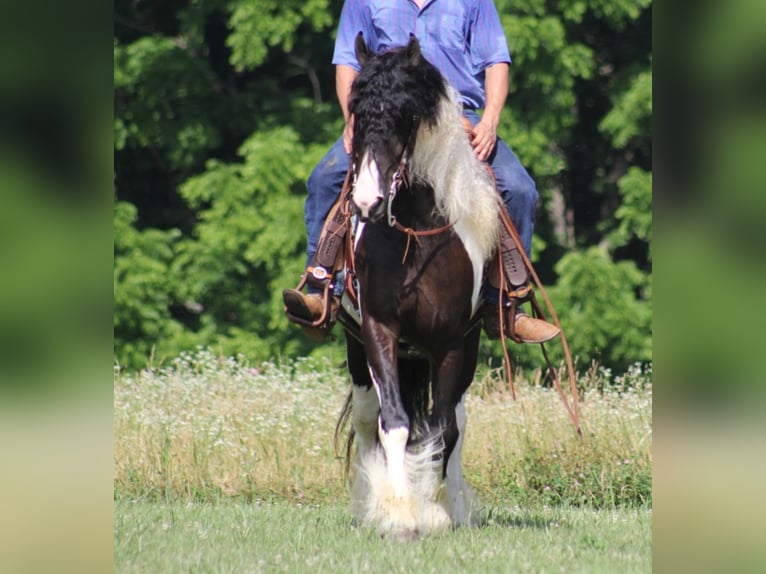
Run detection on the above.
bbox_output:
[358,231,474,328]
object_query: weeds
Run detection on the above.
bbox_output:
[114,348,651,507]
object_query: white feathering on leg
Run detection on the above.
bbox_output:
[350,428,452,535]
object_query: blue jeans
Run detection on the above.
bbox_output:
[304,110,538,267]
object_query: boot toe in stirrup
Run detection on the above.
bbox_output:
[283,289,340,342]
[513,314,560,344]
[283,289,324,322]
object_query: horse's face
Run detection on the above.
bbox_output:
[351,137,407,223]
[348,34,445,222]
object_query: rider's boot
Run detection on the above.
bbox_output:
[283,271,340,342]
[482,225,560,344]
[283,196,347,341]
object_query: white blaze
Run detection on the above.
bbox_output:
[353,151,383,219]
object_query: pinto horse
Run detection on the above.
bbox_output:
[335,35,501,540]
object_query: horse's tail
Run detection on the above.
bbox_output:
[334,390,355,479]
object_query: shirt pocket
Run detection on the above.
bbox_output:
[436,7,469,52]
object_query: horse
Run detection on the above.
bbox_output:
[334,34,501,540]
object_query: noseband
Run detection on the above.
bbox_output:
[351,119,454,260]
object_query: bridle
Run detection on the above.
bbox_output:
[351,120,454,262]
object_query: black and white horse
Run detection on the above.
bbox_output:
[336,35,501,540]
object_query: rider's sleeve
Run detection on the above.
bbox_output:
[469,0,512,73]
[333,0,374,71]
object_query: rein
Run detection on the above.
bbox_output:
[392,220,454,264]
[487,166,581,436]
[353,122,455,263]
[386,154,455,263]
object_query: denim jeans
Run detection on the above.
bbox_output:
[304,110,538,270]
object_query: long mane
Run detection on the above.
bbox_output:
[409,85,500,261]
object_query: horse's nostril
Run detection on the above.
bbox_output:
[370,199,386,221]
[368,198,386,222]
[353,196,385,222]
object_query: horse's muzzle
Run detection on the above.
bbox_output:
[353,196,386,222]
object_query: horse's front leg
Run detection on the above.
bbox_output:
[430,327,481,525]
[361,320,418,538]
[345,333,378,456]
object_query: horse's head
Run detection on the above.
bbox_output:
[349,34,446,222]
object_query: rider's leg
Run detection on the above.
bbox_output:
[283,137,349,337]
[304,137,351,277]
[463,110,559,343]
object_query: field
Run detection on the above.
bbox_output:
[115,501,651,573]
[114,349,652,571]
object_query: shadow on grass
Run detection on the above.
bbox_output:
[475,506,561,530]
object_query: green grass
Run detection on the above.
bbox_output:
[114,499,651,573]
[114,350,651,570]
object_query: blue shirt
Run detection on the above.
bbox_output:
[333,0,511,109]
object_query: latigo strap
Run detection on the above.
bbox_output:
[498,223,529,289]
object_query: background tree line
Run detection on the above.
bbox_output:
[114,0,652,373]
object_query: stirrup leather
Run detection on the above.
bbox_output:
[284,168,355,331]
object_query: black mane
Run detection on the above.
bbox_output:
[349,37,447,166]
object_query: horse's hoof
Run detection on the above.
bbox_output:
[381,528,420,542]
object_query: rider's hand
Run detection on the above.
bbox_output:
[470,118,497,162]
[343,115,354,155]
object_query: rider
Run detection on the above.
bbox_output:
[283,0,559,344]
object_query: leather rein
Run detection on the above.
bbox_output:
[351,131,454,263]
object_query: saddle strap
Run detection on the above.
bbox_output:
[287,170,355,332]
[498,224,529,288]
[306,169,354,291]
[314,183,352,272]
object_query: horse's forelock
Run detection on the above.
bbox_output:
[351,48,446,170]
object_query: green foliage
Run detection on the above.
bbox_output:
[114,0,652,374]
[114,37,224,171]
[499,12,594,172]
[609,167,652,253]
[600,69,652,149]
[170,128,323,361]
[227,0,333,71]
[114,201,184,368]
[550,247,651,370]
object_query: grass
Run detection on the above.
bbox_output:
[114,349,652,571]
[114,349,652,507]
[114,499,651,573]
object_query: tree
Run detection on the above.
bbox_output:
[114,1,652,373]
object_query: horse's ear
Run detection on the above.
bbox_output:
[355,32,372,66]
[405,34,421,65]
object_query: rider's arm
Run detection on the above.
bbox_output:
[336,64,358,123]
[471,63,509,161]
[482,63,509,130]
[336,64,359,154]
